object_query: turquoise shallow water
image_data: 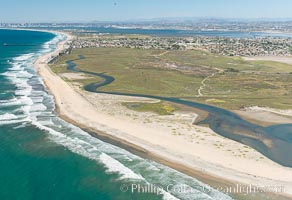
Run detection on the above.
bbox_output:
[0,29,233,200]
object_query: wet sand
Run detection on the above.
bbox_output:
[235,108,292,126]
[34,30,292,199]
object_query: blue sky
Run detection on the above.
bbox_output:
[1,0,292,22]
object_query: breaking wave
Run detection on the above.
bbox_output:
[0,32,232,200]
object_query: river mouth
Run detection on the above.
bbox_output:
[1,30,234,200]
[65,55,292,168]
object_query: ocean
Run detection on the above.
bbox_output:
[0,29,234,199]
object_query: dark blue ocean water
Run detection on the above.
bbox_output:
[0,29,233,200]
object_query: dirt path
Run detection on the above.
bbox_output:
[153,51,169,59]
[196,67,223,97]
[153,50,223,98]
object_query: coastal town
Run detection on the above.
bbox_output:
[71,35,292,56]
[3,0,292,199]
[4,4,292,200]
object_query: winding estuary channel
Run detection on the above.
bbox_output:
[1,29,238,200]
[3,28,292,200]
[67,55,292,168]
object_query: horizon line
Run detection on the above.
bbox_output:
[3,16,292,24]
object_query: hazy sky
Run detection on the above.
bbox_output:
[1,0,292,22]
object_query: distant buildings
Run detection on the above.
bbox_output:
[1,22,291,56]
[72,37,188,50]
[71,36,292,56]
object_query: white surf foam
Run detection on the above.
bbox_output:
[2,71,33,80]
[100,153,144,180]
[29,104,47,112]
[10,63,22,71]
[0,98,17,103]
[161,190,180,200]
[0,98,21,107]
[14,87,32,96]
[37,119,54,126]
[0,33,233,200]
[0,71,16,77]
[0,113,18,121]
[13,123,29,129]
[17,71,33,78]
[13,53,34,61]
[0,119,29,125]
[30,117,146,182]
[30,96,44,103]
[0,113,29,125]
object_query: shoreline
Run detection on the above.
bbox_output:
[32,29,292,199]
[63,115,292,200]
[234,107,292,127]
[60,112,234,186]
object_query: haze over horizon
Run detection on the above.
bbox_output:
[1,0,292,23]
[1,1,292,200]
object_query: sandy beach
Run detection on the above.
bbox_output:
[244,56,292,65]
[34,32,292,198]
[235,106,292,126]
